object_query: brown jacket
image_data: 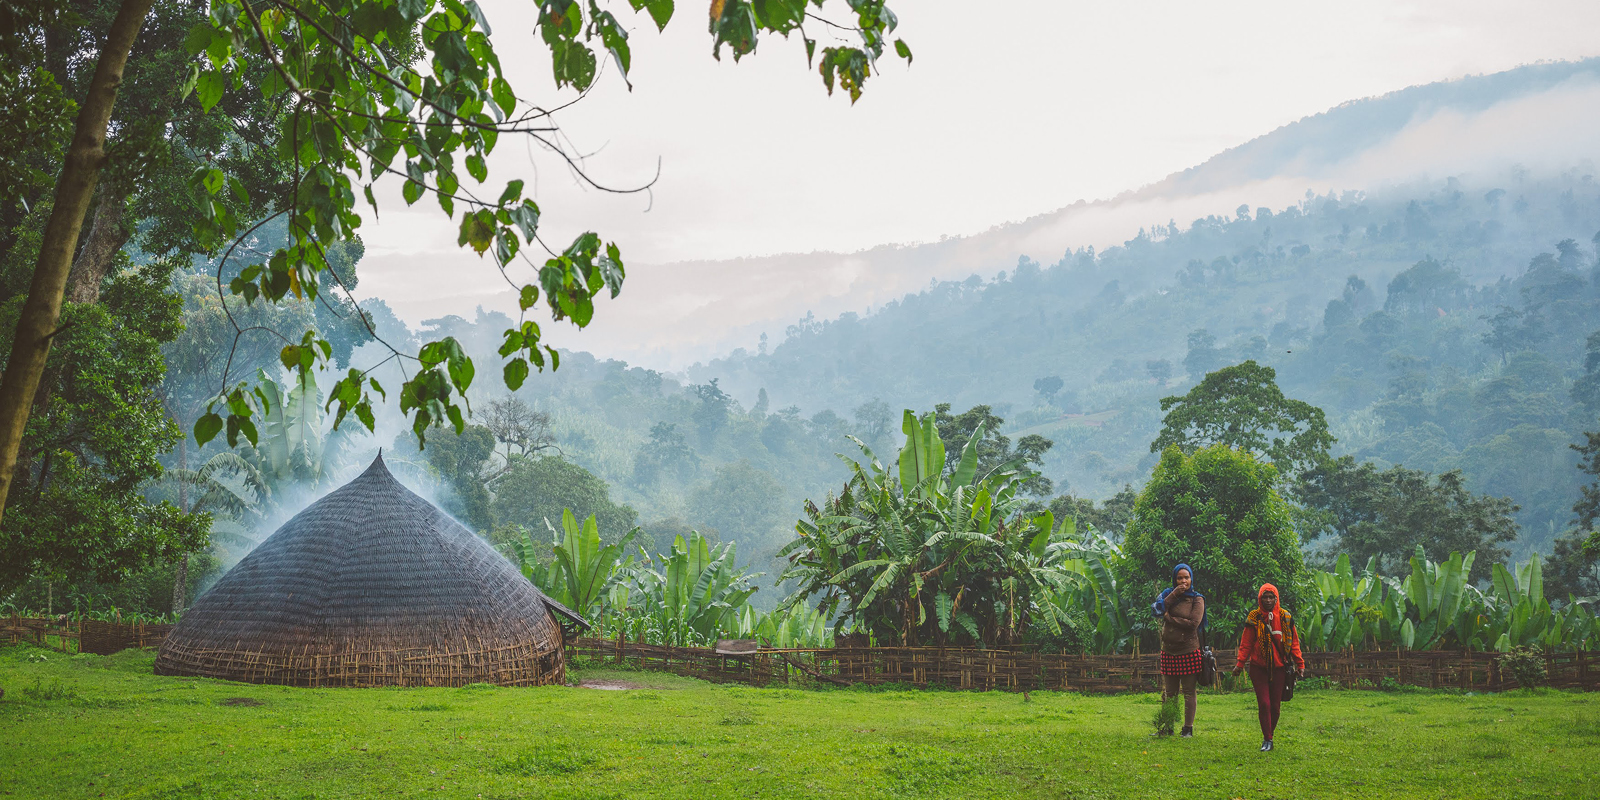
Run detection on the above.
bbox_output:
[1160,593,1204,655]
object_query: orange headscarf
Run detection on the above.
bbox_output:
[1245,583,1294,666]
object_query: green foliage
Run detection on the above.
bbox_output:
[419,424,495,531]
[932,403,1054,497]
[1298,546,1600,653]
[508,510,805,647]
[545,509,639,621]
[1498,644,1548,689]
[491,455,638,540]
[0,238,205,593]
[1120,445,1304,640]
[1151,695,1180,737]
[165,0,912,450]
[1040,528,1134,654]
[780,409,1068,646]
[687,460,788,554]
[1152,360,1333,480]
[1298,456,1519,580]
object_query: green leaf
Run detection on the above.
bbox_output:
[511,201,540,241]
[498,179,524,205]
[519,284,539,311]
[178,66,199,100]
[194,413,224,445]
[398,0,431,23]
[196,72,226,113]
[463,0,493,34]
[465,153,487,182]
[202,168,226,196]
[630,0,673,31]
[597,242,625,298]
[894,38,912,64]
[402,179,424,205]
[457,210,495,255]
[491,76,516,117]
[504,357,530,390]
[448,353,475,392]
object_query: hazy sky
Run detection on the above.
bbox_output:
[354,0,1600,361]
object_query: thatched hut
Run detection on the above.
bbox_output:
[154,454,583,687]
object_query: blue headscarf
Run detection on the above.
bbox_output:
[1151,563,1207,632]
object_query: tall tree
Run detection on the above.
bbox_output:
[1296,456,1518,581]
[0,0,916,523]
[932,403,1053,496]
[1151,360,1333,481]
[1182,329,1221,377]
[1120,445,1304,639]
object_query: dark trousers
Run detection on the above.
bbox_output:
[1162,673,1198,727]
[1248,664,1285,740]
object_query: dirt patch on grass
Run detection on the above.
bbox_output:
[221,697,264,707]
[577,680,657,691]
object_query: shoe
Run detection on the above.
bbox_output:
[1260,740,1274,752]
[1180,726,1193,738]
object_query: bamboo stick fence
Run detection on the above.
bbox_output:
[8,617,1594,694]
[569,636,1600,693]
[2,616,172,655]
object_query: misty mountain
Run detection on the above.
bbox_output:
[587,59,1600,368]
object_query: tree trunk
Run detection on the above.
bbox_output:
[66,191,130,305]
[0,0,154,521]
[171,433,190,614]
[171,554,189,615]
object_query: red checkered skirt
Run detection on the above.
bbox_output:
[1160,649,1203,676]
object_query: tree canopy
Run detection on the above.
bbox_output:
[1151,360,1333,481]
[1296,455,1518,581]
[0,0,916,526]
[1119,444,1304,639]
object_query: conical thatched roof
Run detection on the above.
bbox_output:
[155,454,580,687]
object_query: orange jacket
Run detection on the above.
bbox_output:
[1236,584,1306,670]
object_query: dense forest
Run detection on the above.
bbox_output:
[695,171,1600,562]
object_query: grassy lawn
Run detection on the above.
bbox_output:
[3,645,1597,800]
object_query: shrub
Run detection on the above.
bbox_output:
[21,678,75,701]
[1151,695,1180,736]
[1499,644,1547,689]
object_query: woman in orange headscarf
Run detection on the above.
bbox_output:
[1231,583,1304,751]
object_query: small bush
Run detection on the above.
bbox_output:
[22,678,76,702]
[1150,695,1180,737]
[1296,676,1337,691]
[1499,645,1547,689]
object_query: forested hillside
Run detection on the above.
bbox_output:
[694,171,1600,559]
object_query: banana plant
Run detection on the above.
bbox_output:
[1301,554,1397,651]
[1042,522,1134,654]
[640,531,762,647]
[1481,555,1554,652]
[731,604,834,648]
[542,509,639,621]
[780,411,1059,647]
[1392,547,1479,649]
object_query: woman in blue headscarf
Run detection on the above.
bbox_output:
[1152,563,1206,736]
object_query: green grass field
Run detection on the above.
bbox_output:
[3,644,1597,800]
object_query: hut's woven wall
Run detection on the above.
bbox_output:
[153,456,570,687]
